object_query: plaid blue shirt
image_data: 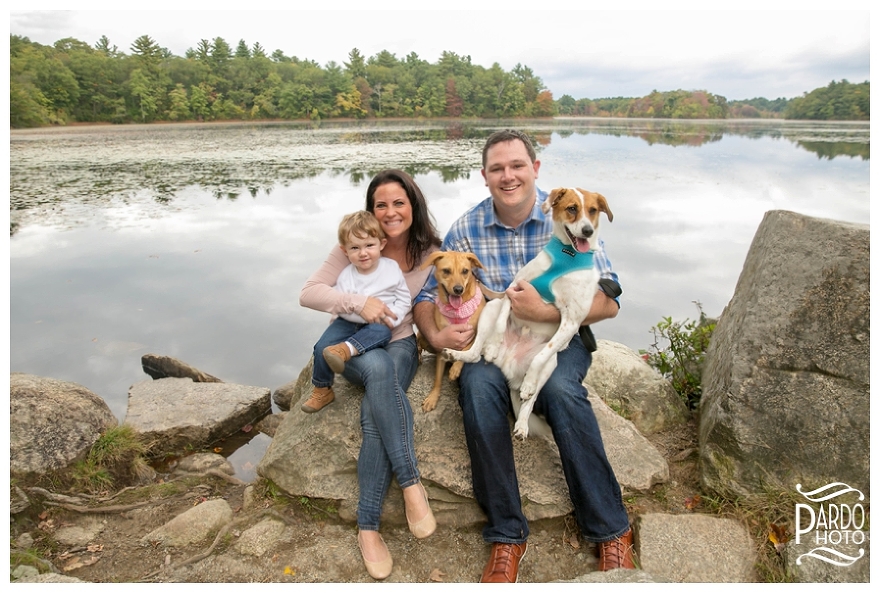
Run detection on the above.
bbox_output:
[415,188,620,304]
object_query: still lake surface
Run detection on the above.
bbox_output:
[9,118,870,479]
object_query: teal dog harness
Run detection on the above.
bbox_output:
[530,236,594,304]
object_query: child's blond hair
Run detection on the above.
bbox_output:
[338,210,385,246]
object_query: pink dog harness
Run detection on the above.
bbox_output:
[438,286,483,325]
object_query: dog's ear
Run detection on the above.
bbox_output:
[466,253,484,270]
[420,251,445,270]
[593,191,613,222]
[544,188,565,214]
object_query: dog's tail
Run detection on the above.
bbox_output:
[477,280,505,301]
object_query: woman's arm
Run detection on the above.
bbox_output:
[299,247,368,316]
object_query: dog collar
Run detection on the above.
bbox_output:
[531,236,594,304]
[439,286,483,325]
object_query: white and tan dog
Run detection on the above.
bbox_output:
[444,188,613,439]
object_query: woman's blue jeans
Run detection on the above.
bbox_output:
[314,325,420,531]
[311,318,392,388]
[457,334,630,544]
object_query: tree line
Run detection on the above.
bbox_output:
[9,34,870,128]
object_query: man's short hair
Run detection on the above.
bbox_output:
[338,210,385,246]
[482,129,537,168]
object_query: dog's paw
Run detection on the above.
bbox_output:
[483,339,502,362]
[519,379,537,401]
[448,360,463,381]
[445,348,477,363]
[422,395,439,413]
[513,420,530,440]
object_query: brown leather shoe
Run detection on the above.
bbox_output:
[480,542,528,583]
[597,527,636,570]
[300,386,335,413]
[323,343,352,374]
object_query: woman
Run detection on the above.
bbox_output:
[299,169,442,580]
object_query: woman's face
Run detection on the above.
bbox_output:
[371,182,413,240]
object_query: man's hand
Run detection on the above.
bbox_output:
[507,281,560,323]
[413,301,475,351]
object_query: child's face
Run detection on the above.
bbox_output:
[342,232,386,273]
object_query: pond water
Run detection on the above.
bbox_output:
[9,118,870,480]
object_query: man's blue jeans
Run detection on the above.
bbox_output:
[314,323,421,530]
[311,317,392,387]
[457,333,630,544]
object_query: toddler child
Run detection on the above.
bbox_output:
[301,210,411,413]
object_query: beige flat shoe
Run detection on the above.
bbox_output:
[358,530,392,580]
[405,482,437,539]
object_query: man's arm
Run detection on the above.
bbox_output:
[507,281,618,326]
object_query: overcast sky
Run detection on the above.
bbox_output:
[7,5,873,101]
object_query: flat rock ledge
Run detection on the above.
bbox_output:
[125,377,271,457]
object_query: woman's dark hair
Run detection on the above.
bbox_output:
[365,169,441,270]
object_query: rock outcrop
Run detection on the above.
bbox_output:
[258,348,669,527]
[699,210,870,499]
[10,373,117,479]
[589,339,690,434]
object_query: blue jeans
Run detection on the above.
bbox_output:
[318,331,420,531]
[457,334,630,544]
[311,318,392,387]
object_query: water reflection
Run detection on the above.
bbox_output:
[10,119,869,235]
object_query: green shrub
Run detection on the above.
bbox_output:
[641,302,715,410]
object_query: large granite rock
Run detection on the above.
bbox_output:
[125,377,271,457]
[699,210,869,499]
[258,351,668,527]
[10,373,117,480]
[589,339,690,434]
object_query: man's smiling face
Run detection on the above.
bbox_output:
[481,139,541,224]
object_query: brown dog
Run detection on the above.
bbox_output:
[417,250,487,412]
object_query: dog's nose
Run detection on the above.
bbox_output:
[581,226,594,238]
[453,285,464,295]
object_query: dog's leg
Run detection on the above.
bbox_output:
[444,299,501,363]
[519,355,558,403]
[448,360,463,381]
[512,390,539,439]
[484,298,511,363]
[519,316,579,400]
[422,354,446,412]
[511,389,554,441]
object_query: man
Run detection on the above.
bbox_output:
[414,129,634,582]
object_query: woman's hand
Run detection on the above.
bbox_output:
[360,296,398,328]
